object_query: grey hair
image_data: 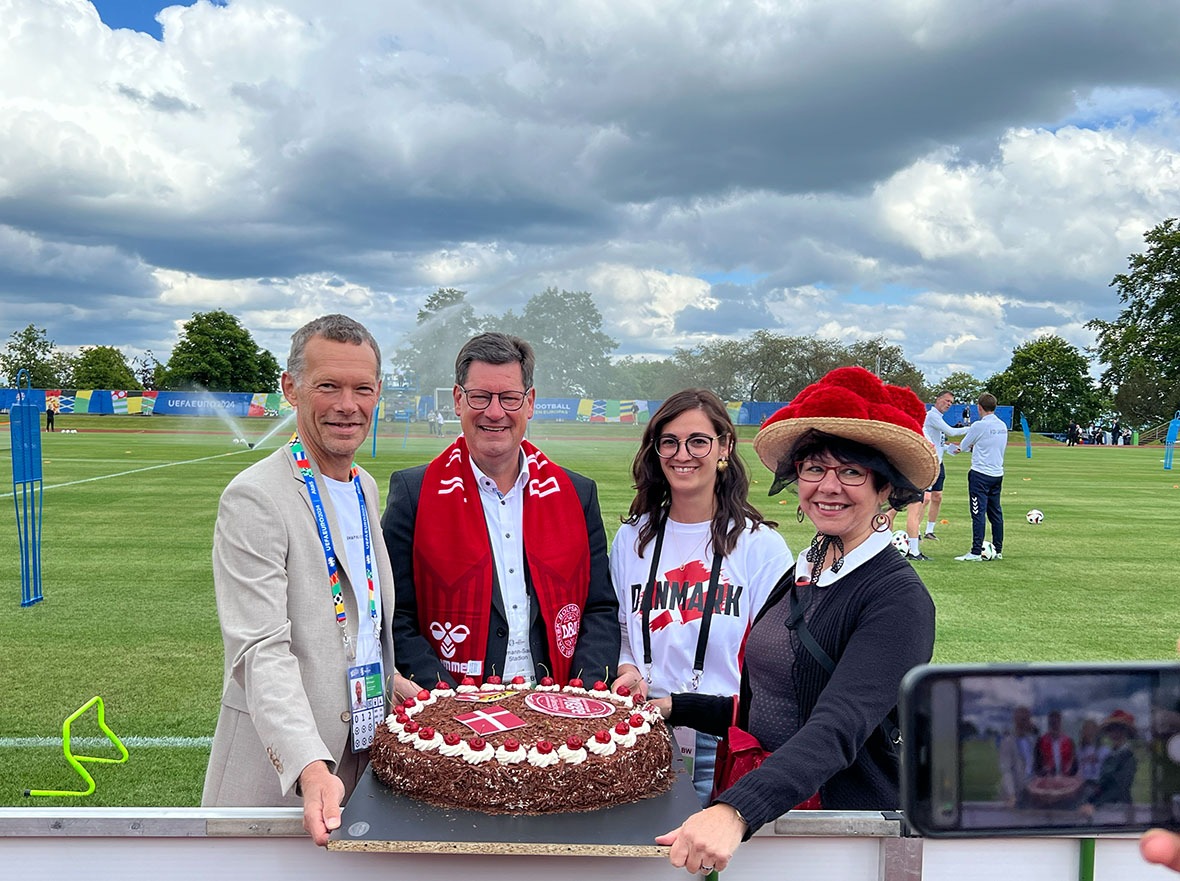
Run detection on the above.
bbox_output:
[287,314,382,381]
[454,332,535,389]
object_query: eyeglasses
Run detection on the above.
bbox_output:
[460,387,530,411]
[795,460,870,486]
[655,433,724,459]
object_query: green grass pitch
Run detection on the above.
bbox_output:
[1,415,1177,806]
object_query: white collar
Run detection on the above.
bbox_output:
[794,528,892,587]
[469,449,529,497]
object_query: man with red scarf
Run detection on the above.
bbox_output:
[381,333,617,689]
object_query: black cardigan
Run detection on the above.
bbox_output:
[669,544,935,834]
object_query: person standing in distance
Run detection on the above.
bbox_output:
[919,390,968,542]
[954,392,1008,562]
[381,332,618,689]
[203,314,408,846]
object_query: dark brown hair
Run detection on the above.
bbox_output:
[623,388,775,557]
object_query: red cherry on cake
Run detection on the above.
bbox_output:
[469,737,487,751]
[401,697,417,709]
[616,685,631,697]
[629,714,645,729]
[461,676,476,687]
[486,674,503,685]
[443,732,461,746]
[592,680,608,691]
[395,713,409,725]
[614,721,630,735]
[565,735,584,750]
[568,677,584,688]
[404,720,420,734]
[416,689,431,701]
[540,676,555,687]
[434,681,450,691]
[504,738,521,752]
[594,729,612,744]
[419,726,436,740]
[536,740,554,754]
[511,675,527,685]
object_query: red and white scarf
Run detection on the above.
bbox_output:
[413,437,589,684]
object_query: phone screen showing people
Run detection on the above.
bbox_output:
[903,664,1180,835]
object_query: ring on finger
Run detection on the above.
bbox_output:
[700,866,715,875]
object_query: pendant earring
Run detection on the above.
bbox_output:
[872,512,890,533]
[796,505,805,524]
[716,458,729,473]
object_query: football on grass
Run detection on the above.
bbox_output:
[1026,509,1044,524]
[980,541,998,560]
[891,529,909,556]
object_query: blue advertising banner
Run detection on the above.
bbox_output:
[151,391,255,417]
[532,398,582,421]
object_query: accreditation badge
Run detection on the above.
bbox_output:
[672,725,697,777]
[348,660,385,752]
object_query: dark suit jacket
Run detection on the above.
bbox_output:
[381,460,618,687]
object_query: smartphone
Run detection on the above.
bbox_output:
[900,661,1180,836]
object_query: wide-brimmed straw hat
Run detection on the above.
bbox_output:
[753,366,938,493]
[1099,709,1136,736]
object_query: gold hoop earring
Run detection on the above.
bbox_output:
[796,505,805,524]
[716,458,729,472]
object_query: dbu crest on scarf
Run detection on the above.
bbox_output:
[429,620,471,658]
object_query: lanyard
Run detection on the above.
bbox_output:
[289,434,378,660]
[639,510,725,691]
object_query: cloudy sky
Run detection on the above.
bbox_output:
[2,0,1178,386]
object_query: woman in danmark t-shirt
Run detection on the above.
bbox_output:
[610,389,792,805]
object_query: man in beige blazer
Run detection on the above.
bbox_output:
[202,314,408,846]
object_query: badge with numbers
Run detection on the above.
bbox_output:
[348,661,385,752]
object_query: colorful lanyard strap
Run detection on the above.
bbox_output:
[289,433,378,660]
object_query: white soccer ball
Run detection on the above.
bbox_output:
[1026,509,1044,524]
[890,529,909,556]
[980,541,998,560]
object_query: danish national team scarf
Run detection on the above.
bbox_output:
[413,436,589,684]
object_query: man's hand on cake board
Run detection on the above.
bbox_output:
[300,760,346,847]
[656,803,745,875]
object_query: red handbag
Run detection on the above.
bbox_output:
[711,697,822,809]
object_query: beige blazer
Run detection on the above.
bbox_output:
[201,446,396,806]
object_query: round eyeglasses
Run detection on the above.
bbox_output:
[656,433,724,459]
[460,387,529,411]
[795,460,870,486]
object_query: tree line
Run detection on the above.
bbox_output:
[4,220,1178,432]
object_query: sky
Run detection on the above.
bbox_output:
[2,0,1179,387]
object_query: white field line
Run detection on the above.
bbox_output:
[0,450,249,498]
[0,735,213,748]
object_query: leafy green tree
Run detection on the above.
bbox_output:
[846,338,929,399]
[0,324,61,387]
[132,350,164,390]
[73,346,141,390]
[1087,218,1180,425]
[162,310,280,392]
[600,355,687,401]
[987,336,1102,431]
[395,288,478,396]
[50,350,78,389]
[497,288,618,397]
[937,371,987,405]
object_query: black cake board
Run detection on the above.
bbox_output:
[328,761,698,856]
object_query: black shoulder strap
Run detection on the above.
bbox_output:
[786,581,901,750]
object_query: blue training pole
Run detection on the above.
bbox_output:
[1164,410,1180,471]
[1020,415,1032,459]
[10,370,44,607]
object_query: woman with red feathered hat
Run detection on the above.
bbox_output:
[653,366,939,876]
